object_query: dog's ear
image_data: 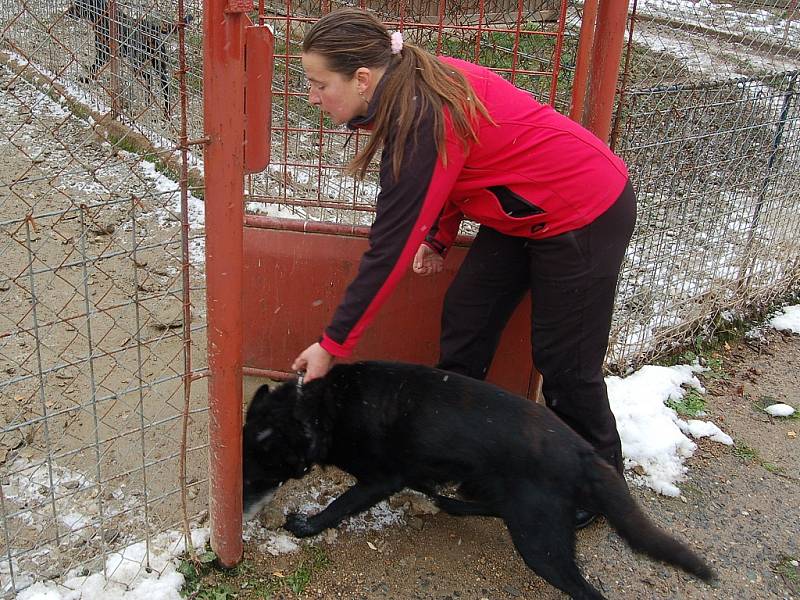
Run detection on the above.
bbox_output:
[244,383,274,422]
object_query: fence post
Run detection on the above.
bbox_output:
[569,0,599,122]
[203,0,248,567]
[582,0,628,142]
[739,72,798,291]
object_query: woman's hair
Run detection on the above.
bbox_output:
[302,7,492,179]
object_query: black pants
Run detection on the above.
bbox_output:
[437,181,637,473]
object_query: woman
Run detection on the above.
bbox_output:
[291,8,636,527]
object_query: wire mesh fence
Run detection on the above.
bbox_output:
[1,0,208,596]
[246,0,578,225]
[609,0,800,368]
[1,0,800,595]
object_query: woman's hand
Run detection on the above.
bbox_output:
[292,342,335,382]
[412,244,444,276]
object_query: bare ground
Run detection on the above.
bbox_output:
[231,328,800,600]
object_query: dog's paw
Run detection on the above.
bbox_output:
[283,513,319,538]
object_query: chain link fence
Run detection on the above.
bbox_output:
[1,0,208,595]
[609,0,800,368]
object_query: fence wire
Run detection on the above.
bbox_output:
[1,0,207,596]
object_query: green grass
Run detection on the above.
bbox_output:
[774,555,800,584]
[178,545,331,599]
[178,550,237,600]
[732,442,789,476]
[732,442,758,462]
[105,131,207,199]
[666,388,707,417]
[436,24,577,103]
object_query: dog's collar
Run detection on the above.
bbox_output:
[295,371,304,396]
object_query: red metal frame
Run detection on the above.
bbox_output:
[241,215,538,398]
[582,0,629,141]
[203,0,629,568]
[204,0,247,568]
[570,0,599,122]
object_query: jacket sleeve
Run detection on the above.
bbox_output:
[320,109,468,357]
[424,198,463,256]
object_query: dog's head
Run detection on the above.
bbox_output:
[242,379,326,520]
[66,0,107,23]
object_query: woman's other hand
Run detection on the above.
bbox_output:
[292,342,335,382]
[412,244,444,276]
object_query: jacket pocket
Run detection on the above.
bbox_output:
[489,185,545,218]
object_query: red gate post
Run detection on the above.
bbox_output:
[203,0,250,567]
[569,0,599,122]
[582,0,629,141]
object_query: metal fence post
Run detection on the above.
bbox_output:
[570,0,599,122]
[582,0,629,142]
[203,0,248,568]
[739,72,798,291]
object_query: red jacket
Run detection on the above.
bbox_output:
[319,57,629,358]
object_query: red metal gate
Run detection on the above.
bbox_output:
[203,0,627,566]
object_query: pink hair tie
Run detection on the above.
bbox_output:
[390,31,404,55]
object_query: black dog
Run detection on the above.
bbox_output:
[243,361,715,600]
[66,0,192,115]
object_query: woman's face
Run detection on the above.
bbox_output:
[301,52,368,125]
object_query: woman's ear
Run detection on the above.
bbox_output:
[355,66,372,96]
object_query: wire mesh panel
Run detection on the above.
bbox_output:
[246,0,577,230]
[0,1,207,596]
[1,0,205,148]
[607,0,800,369]
[622,0,799,88]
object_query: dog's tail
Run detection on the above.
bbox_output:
[160,14,193,35]
[581,452,716,583]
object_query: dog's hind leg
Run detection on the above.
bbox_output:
[89,31,110,80]
[502,482,605,600]
[284,478,403,538]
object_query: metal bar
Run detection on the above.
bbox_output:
[548,0,570,106]
[203,0,246,568]
[130,188,152,570]
[244,214,477,247]
[24,217,61,551]
[176,0,195,553]
[582,0,629,142]
[78,206,109,576]
[609,0,638,151]
[739,72,798,289]
[570,0,599,121]
[108,0,121,117]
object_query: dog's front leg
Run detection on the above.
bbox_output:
[285,479,402,538]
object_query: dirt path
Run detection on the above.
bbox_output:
[226,327,800,600]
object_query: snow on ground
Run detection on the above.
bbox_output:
[15,529,209,600]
